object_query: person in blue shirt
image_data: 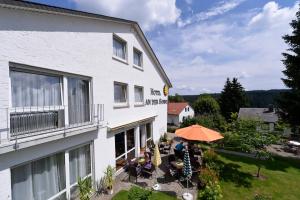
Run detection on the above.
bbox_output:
[175,141,184,152]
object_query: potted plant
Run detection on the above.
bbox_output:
[104,165,115,195]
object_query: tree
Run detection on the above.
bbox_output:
[277,6,300,130]
[168,93,185,102]
[219,78,248,120]
[193,94,220,115]
[226,119,278,178]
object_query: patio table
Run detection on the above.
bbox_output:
[171,160,184,170]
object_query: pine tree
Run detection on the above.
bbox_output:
[219,78,248,120]
[278,6,300,129]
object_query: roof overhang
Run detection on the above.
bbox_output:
[108,115,157,133]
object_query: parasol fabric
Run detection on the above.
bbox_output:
[152,144,162,167]
[175,125,224,142]
[183,149,192,179]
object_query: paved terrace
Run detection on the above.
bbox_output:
[94,133,198,200]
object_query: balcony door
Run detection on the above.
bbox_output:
[68,78,90,125]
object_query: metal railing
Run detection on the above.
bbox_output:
[0,104,104,144]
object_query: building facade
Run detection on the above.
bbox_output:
[167,102,194,126]
[0,1,171,200]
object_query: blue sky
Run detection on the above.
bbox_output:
[30,0,298,95]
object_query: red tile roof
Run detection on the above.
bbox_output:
[168,102,189,115]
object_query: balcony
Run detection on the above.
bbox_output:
[0,104,104,152]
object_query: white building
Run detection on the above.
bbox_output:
[0,1,171,200]
[167,102,194,126]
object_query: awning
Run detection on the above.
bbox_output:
[108,115,157,133]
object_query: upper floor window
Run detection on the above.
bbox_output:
[10,70,62,107]
[113,35,127,60]
[133,48,142,67]
[134,86,144,105]
[114,82,128,106]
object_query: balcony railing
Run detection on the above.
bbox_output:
[0,104,104,143]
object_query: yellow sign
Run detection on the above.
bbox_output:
[163,85,169,96]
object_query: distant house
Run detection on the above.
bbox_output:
[238,107,278,131]
[168,102,195,126]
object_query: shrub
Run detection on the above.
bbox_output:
[160,133,168,142]
[128,186,152,200]
[78,177,93,200]
[199,168,219,188]
[203,149,218,164]
[198,181,223,200]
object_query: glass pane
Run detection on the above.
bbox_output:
[11,153,66,200]
[115,132,125,157]
[114,83,127,103]
[68,77,90,124]
[113,38,125,59]
[146,123,151,139]
[69,145,91,185]
[127,149,135,161]
[134,50,141,66]
[134,87,143,103]
[115,155,126,171]
[11,70,61,107]
[126,129,135,150]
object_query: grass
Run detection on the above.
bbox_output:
[112,190,177,200]
[216,152,300,200]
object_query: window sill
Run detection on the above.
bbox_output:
[112,56,128,65]
[133,65,143,71]
[134,103,145,107]
[113,103,129,109]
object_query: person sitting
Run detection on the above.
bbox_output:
[175,141,184,152]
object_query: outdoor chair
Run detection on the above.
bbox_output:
[128,165,141,183]
[142,162,154,178]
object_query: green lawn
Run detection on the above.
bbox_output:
[112,190,177,200]
[217,153,300,200]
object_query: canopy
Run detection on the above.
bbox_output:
[152,144,162,167]
[175,125,224,142]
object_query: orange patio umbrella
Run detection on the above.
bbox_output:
[175,125,224,142]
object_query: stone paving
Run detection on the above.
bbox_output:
[93,133,198,200]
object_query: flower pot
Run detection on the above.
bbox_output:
[107,188,113,195]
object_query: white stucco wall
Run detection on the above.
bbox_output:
[168,114,180,126]
[178,105,195,124]
[0,6,169,199]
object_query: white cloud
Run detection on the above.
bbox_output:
[71,0,181,31]
[184,0,193,5]
[155,1,299,95]
[178,0,245,27]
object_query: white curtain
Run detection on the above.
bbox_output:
[10,70,61,107]
[113,38,125,59]
[68,78,90,124]
[134,87,143,103]
[69,145,91,185]
[114,83,127,103]
[11,153,65,200]
[133,51,141,66]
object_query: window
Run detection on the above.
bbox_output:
[113,35,127,60]
[10,70,62,107]
[11,144,91,200]
[69,145,91,185]
[133,48,142,67]
[11,153,66,200]
[115,129,136,171]
[146,123,152,147]
[68,77,90,124]
[134,86,144,105]
[114,82,128,106]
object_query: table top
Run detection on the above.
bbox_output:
[171,160,184,169]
